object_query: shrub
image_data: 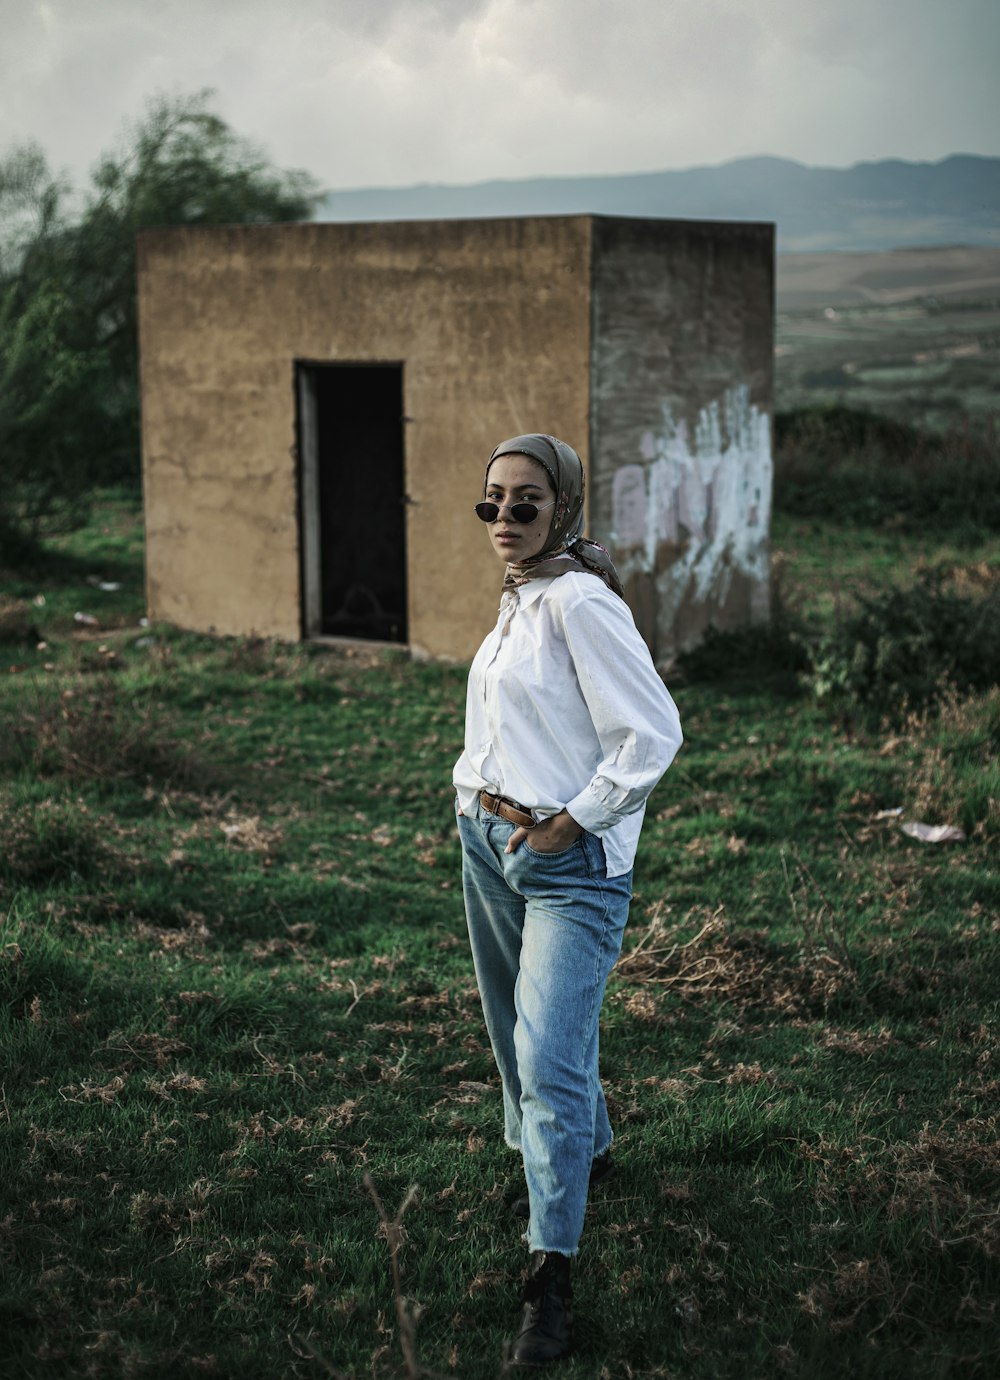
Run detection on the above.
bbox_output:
[675,578,810,691]
[774,406,1000,532]
[679,563,1000,734]
[675,613,809,692]
[803,571,1000,724]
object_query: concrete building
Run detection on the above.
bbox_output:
[137,214,773,665]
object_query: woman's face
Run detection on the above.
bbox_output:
[483,454,557,564]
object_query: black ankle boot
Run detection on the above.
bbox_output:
[510,1150,616,1220]
[511,1252,573,1367]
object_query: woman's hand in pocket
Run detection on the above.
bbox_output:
[506,809,582,855]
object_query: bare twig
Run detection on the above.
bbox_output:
[365,1172,445,1380]
[616,906,725,976]
[345,978,363,1017]
[251,1037,307,1087]
[286,1330,353,1378]
[780,849,800,930]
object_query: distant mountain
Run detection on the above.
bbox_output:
[317,154,1000,253]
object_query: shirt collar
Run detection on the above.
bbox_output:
[501,577,554,611]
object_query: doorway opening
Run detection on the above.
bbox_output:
[297,362,407,643]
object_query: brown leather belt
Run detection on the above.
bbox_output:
[480,790,535,829]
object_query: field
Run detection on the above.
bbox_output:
[776,247,1000,431]
[1,494,998,1380]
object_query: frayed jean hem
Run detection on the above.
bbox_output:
[523,1232,580,1258]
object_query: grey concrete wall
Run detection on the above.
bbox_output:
[137,217,592,659]
[588,217,774,663]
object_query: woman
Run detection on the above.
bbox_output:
[453,434,682,1366]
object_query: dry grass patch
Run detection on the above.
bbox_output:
[2,675,220,791]
[615,903,858,1019]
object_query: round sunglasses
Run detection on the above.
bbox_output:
[474,499,556,524]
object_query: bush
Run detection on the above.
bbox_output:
[674,560,812,690]
[678,562,1000,733]
[804,571,1000,724]
[675,602,810,692]
[774,406,1000,532]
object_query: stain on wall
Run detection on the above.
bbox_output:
[589,216,774,662]
[610,385,772,651]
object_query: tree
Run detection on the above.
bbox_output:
[0,92,321,554]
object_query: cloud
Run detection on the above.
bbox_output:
[0,0,996,193]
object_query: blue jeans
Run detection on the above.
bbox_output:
[458,800,633,1255]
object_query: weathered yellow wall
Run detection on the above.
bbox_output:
[137,218,592,658]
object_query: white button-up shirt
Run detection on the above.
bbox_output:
[453,572,683,877]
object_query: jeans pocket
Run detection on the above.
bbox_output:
[521,835,584,860]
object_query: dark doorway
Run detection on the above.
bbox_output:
[297,363,407,643]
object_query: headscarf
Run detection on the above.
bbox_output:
[485,434,625,600]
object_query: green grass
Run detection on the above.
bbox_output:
[774,516,1000,610]
[1,497,998,1378]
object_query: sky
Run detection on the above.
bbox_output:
[1,0,998,194]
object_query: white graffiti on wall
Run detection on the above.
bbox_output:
[610,385,772,620]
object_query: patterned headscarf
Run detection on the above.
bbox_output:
[486,434,625,599]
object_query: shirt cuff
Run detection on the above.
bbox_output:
[565,781,625,835]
